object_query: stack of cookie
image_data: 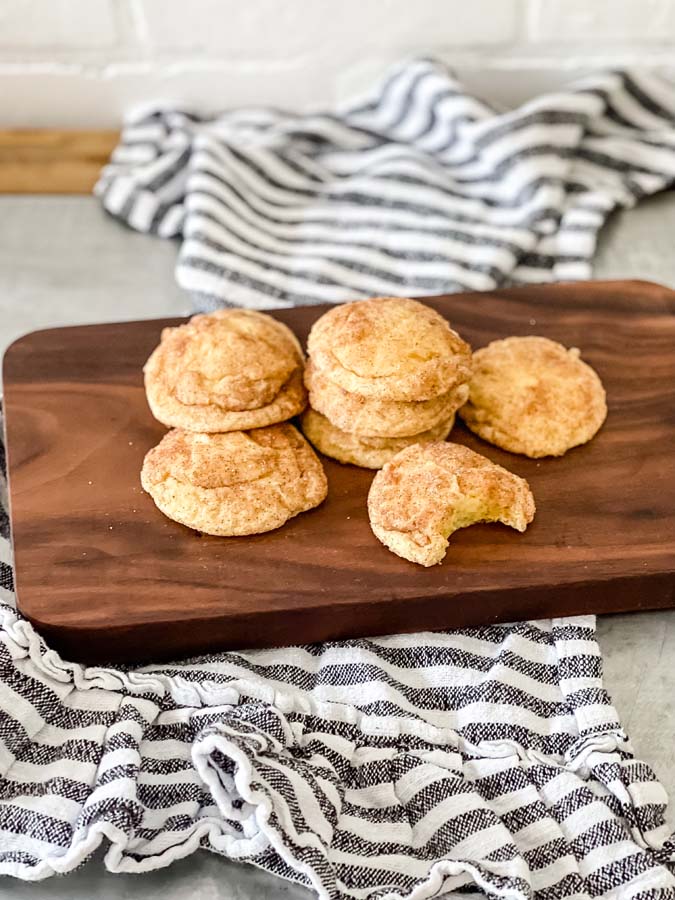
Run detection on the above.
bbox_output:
[301,297,473,468]
[141,309,327,536]
[144,308,307,433]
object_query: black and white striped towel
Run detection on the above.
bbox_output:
[96,58,675,310]
[0,418,675,895]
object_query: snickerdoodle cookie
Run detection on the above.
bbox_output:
[141,423,327,536]
[144,309,307,432]
[304,359,468,438]
[368,442,535,566]
[307,297,472,402]
[301,408,455,469]
[459,336,607,458]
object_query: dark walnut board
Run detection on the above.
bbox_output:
[3,280,675,664]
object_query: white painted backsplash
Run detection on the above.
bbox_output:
[1,0,674,125]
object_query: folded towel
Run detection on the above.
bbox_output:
[96,59,675,311]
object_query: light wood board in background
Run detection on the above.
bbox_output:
[0,130,118,193]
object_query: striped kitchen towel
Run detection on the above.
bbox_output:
[0,413,674,896]
[95,59,675,311]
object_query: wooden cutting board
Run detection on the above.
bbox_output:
[3,280,675,664]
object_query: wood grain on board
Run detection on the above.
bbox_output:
[0,129,118,193]
[3,280,675,663]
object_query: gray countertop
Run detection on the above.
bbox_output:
[0,194,674,899]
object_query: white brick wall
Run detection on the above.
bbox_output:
[0,0,673,126]
[530,0,675,42]
[0,0,119,49]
